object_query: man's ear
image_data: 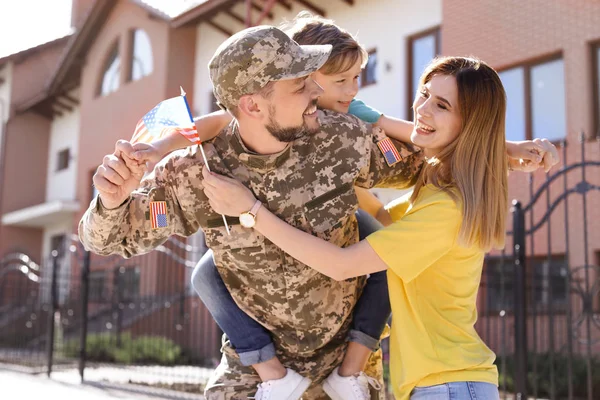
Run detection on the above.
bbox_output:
[238,95,264,119]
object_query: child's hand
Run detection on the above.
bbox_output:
[130,142,164,170]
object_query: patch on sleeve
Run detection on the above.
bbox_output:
[149,201,168,229]
[377,137,402,167]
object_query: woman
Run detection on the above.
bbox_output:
[202,56,523,399]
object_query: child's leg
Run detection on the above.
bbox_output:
[340,209,390,376]
[191,250,286,380]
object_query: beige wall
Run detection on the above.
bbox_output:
[75,1,195,220]
[0,40,68,259]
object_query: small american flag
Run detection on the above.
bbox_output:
[377,137,402,167]
[131,95,200,144]
[150,201,168,229]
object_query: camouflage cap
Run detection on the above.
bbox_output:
[209,25,332,110]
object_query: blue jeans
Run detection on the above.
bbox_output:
[410,382,500,400]
[191,209,390,366]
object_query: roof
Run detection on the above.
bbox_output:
[135,0,209,19]
[0,33,73,67]
[21,0,230,114]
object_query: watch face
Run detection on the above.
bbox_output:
[239,213,255,228]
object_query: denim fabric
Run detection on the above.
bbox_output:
[191,251,274,366]
[351,209,391,350]
[410,382,500,400]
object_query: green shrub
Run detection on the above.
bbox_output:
[64,333,184,365]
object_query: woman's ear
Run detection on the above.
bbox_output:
[238,95,263,119]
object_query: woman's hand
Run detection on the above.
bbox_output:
[202,166,257,216]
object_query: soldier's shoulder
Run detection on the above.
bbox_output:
[318,109,371,139]
[157,146,204,176]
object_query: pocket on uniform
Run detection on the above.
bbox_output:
[303,182,357,242]
[204,221,264,251]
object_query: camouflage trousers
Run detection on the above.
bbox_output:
[204,337,385,399]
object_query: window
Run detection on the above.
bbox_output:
[499,56,566,142]
[89,270,107,302]
[57,148,70,171]
[484,254,568,314]
[115,266,140,301]
[485,256,515,313]
[90,170,99,200]
[407,27,440,119]
[130,29,153,81]
[499,68,526,142]
[100,42,120,96]
[360,49,377,87]
[531,60,566,141]
[50,234,66,258]
[532,256,568,309]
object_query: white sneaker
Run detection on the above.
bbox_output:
[323,367,382,400]
[252,368,311,400]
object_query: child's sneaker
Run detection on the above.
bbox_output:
[323,367,382,400]
[252,368,311,400]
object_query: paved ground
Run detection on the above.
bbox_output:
[0,364,208,400]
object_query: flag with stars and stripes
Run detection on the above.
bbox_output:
[131,95,200,144]
[377,137,402,167]
[150,201,168,229]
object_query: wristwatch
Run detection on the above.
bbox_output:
[239,200,262,228]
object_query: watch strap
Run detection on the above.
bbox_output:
[249,200,262,216]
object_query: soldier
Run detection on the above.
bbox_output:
[80,25,421,399]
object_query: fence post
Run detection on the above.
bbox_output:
[46,250,60,377]
[78,250,91,382]
[512,200,528,399]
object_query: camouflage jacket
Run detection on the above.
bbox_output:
[79,110,422,356]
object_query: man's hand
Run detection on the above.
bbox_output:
[92,140,146,209]
[507,138,560,173]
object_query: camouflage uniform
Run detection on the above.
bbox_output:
[79,26,423,399]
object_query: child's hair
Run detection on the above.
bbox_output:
[280,11,368,75]
[411,56,508,251]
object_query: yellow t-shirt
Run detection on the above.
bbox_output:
[367,185,498,400]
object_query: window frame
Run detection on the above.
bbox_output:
[89,169,99,201]
[591,40,600,138]
[97,40,121,97]
[406,26,441,120]
[497,52,565,142]
[360,48,378,88]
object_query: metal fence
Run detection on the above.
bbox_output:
[1,136,599,399]
[476,136,600,400]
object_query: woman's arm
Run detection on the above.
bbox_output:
[202,167,387,281]
[253,204,388,281]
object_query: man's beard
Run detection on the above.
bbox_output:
[265,100,320,143]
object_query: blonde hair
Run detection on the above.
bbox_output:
[411,56,508,251]
[280,11,368,75]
